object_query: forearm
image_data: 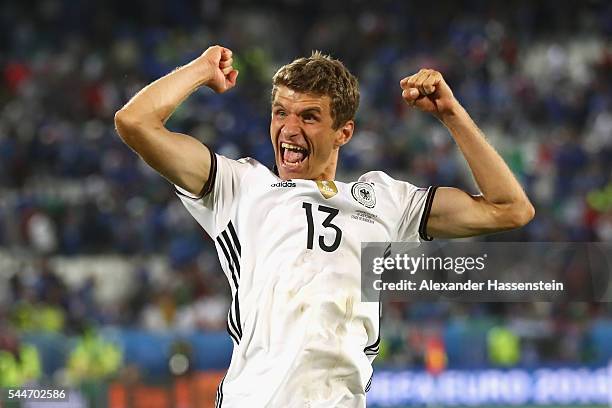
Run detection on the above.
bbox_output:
[118,59,211,125]
[439,103,529,206]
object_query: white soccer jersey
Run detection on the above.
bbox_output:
[175,153,436,408]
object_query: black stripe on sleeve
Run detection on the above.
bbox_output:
[418,186,438,241]
[173,145,217,200]
[199,144,217,197]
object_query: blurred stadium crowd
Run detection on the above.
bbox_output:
[0,0,611,387]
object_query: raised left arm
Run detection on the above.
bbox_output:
[400,69,535,238]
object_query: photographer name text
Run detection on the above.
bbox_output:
[373,279,564,292]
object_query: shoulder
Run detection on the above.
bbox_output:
[218,155,261,169]
[358,170,393,184]
[358,170,416,187]
[217,155,275,176]
[357,170,425,196]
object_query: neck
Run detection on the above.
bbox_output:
[313,157,338,181]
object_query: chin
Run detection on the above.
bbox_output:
[278,168,307,180]
[277,159,310,180]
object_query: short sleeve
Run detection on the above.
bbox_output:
[359,171,438,242]
[174,152,252,237]
[397,183,438,242]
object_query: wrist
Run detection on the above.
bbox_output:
[438,99,466,124]
[186,57,216,87]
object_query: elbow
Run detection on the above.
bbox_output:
[114,108,148,148]
[505,200,535,229]
[114,109,131,139]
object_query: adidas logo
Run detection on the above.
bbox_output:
[271,181,296,188]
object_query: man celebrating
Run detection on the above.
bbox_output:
[115,45,533,407]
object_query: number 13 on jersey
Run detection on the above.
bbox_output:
[302,202,343,252]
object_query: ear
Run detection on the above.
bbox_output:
[334,120,354,148]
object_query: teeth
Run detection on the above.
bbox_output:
[281,142,307,152]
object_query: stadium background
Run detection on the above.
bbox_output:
[0,0,611,406]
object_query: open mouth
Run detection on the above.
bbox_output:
[280,142,309,168]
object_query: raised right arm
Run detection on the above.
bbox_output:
[114,46,238,196]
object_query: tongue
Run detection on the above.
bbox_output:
[284,149,305,163]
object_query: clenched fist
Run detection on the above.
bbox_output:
[400,69,458,119]
[196,45,239,93]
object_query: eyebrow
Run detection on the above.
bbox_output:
[272,103,322,115]
[300,107,322,115]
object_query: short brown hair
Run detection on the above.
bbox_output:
[272,51,360,130]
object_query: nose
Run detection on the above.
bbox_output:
[280,113,301,138]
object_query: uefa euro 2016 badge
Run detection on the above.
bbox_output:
[351,182,376,208]
[316,180,338,199]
